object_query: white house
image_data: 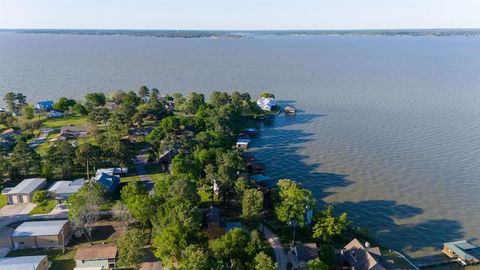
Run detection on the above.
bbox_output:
[256,97,277,111]
[0,255,49,270]
[48,179,85,203]
[3,178,47,204]
[48,110,64,118]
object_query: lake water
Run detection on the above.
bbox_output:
[1,32,479,259]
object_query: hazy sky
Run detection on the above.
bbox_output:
[1,0,479,30]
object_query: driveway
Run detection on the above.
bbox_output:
[135,149,154,194]
[259,225,288,270]
[0,203,36,216]
[49,204,68,215]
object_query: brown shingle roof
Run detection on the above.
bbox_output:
[75,244,117,260]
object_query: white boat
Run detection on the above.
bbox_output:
[284,106,297,114]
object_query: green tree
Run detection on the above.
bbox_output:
[179,245,212,270]
[139,85,150,102]
[117,228,145,268]
[152,198,204,267]
[9,141,41,179]
[45,140,77,179]
[184,92,205,115]
[71,103,88,115]
[211,228,261,269]
[317,244,335,268]
[75,143,101,180]
[3,92,16,113]
[312,205,350,242]
[85,92,106,110]
[32,190,48,207]
[260,92,275,99]
[121,182,156,228]
[254,252,277,270]
[67,183,105,244]
[54,97,76,111]
[22,105,34,119]
[98,135,134,167]
[242,188,263,228]
[274,179,315,227]
[307,258,329,270]
[88,107,110,125]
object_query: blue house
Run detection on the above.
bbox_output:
[94,172,120,192]
[35,100,54,111]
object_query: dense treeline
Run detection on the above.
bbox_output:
[1,87,352,269]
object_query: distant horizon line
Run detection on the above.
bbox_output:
[1,28,480,32]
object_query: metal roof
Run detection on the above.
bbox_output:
[7,178,46,195]
[48,179,84,194]
[0,255,47,270]
[444,241,480,261]
[12,220,68,237]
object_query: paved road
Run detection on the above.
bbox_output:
[134,149,154,194]
[259,224,288,270]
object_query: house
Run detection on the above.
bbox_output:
[75,244,117,269]
[95,168,128,176]
[48,179,85,203]
[11,220,71,249]
[0,255,49,270]
[48,110,64,118]
[336,238,394,270]
[0,128,21,140]
[443,240,480,266]
[236,139,250,148]
[4,178,47,204]
[93,173,120,192]
[35,101,54,111]
[60,125,88,136]
[256,97,277,111]
[289,243,319,269]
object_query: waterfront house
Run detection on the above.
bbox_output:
[75,244,117,269]
[35,100,54,111]
[48,179,85,203]
[443,240,480,265]
[236,139,250,148]
[336,238,394,270]
[0,255,49,270]
[3,178,47,204]
[11,220,71,249]
[289,243,319,269]
[256,97,277,111]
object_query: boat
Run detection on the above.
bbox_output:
[284,106,297,114]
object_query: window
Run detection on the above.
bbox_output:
[19,242,24,244]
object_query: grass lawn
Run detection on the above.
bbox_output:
[29,199,57,215]
[144,163,167,182]
[0,195,7,208]
[41,115,88,129]
[198,186,217,208]
[121,174,141,183]
[7,248,75,270]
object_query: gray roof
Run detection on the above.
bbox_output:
[48,179,85,194]
[444,240,480,261]
[7,178,46,195]
[0,255,47,270]
[12,220,68,237]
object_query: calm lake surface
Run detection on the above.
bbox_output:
[1,32,479,259]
